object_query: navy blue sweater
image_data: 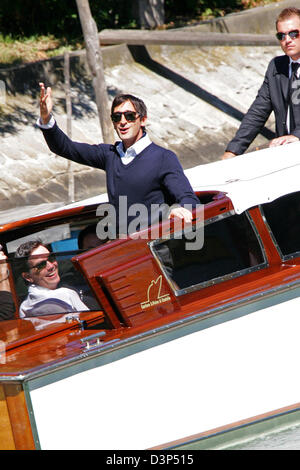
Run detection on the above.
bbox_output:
[42,123,199,230]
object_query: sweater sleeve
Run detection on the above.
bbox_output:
[160,150,199,209]
[41,121,111,170]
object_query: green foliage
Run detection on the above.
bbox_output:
[0,0,138,38]
[91,0,138,29]
[0,0,80,38]
[164,0,244,21]
[0,0,274,39]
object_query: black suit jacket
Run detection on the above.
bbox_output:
[226,55,300,155]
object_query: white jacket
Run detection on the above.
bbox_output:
[19,284,89,317]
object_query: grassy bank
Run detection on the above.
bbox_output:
[0,35,83,69]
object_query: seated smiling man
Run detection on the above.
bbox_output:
[15,240,89,317]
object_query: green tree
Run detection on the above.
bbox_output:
[0,0,269,39]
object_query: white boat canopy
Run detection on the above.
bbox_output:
[42,141,300,217]
[185,141,300,214]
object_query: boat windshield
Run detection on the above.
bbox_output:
[152,211,266,293]
[261,191,300,260]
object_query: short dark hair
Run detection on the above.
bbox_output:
[78,223,109,249]
[276,7,300,27]
[111,94,147,119]
[78,223,96,250]
[15,240,44,272]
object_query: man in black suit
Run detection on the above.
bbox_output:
[222,7,300,159]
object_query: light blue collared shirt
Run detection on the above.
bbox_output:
[36,114,56,129]
[115,132,152,164]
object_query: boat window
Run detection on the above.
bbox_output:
[8,249,101,319]
[151,212,266,294]
[261,191,300,260]
[0,216,109,322]
[6,224,74,253]
[5,219,106,255]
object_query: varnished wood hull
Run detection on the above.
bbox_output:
[1,284,300,449]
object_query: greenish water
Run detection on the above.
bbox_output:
[229,425,300,450]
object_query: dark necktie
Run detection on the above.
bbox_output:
[289,62,300,133]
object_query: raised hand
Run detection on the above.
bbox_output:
[39,82,53,124]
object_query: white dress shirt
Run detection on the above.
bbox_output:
[19,284,89,317]
[115,133,152,164]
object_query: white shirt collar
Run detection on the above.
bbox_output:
[116,133,152,161]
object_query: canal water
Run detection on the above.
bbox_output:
[229,424,300,450]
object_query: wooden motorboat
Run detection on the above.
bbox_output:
[1,143,300,450]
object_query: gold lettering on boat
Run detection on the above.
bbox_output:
[141,275,171,310]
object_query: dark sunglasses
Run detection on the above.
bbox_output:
[111,111,140,123]
[276,29,300,41]
[29,253,56,272]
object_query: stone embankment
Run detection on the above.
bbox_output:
[0,0,297,222]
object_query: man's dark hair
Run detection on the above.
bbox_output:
[111,94,147,120]
[276,7,300,26]
[78,223,109,249]
[14,240,44,272]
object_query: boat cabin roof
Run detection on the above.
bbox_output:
[186,141,300,213]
